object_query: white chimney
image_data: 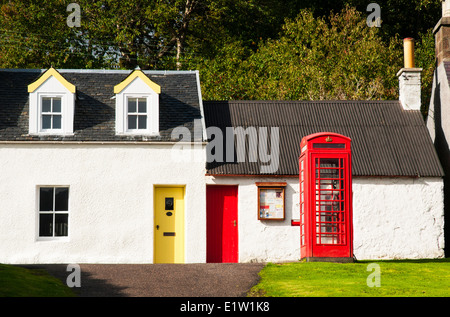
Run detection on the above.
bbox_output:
[435,0,450,65]
[443,0,450,17]
[397,38,422,111]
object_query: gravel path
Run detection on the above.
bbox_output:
[22,263,265,297]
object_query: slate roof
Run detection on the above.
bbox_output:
[0,69,204,142]
[204,100,444,177]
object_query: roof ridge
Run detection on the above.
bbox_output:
[0,68,199,75]
[204,100,400,104]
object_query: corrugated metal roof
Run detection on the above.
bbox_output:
[203,100,444,177]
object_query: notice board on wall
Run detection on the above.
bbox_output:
[257,182,286,220]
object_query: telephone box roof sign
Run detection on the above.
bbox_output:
[301,132,351,154]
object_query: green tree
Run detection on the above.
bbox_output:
[0,0,294,70]
[0,0,441,110]
[343,0,442,40]
[80,0,203,69]
[0,1,94,68]
[198,7,403,101]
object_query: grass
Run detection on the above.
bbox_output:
[248,259,450,297]
[0,264,76,297]
[2,259,449,297]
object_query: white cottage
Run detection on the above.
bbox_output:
[203,99,445,262]
[201,8,450,262]
[0,68,207,264]
[0,28,447,264]
[203,42,445,262]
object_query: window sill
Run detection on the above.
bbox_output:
[116,131,160,137]
[36,237,70,242]
[30,132,75,137]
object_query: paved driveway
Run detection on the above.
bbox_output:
[22,263,265,297]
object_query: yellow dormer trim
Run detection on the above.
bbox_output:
[114,69,161,94]
[27,67,76,93]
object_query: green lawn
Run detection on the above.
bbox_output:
[0,264,76,297]
[248,259,450,297]
[2,259,450,297]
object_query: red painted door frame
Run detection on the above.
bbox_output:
[206,185,238,263]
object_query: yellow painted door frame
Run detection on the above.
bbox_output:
[154,186,185,263]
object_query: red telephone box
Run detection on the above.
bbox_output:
[299,132,353,262]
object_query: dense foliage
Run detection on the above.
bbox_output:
[0,0,443,108]
[195,7,402,101]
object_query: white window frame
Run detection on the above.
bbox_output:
[116,91,159,136]
[36,186,70,241]
[125,95,151,133]
[39,94,64,133]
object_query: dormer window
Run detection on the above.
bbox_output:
[27,68,75,136]
[114,69,161,136]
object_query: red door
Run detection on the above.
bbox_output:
[206,185,238,263]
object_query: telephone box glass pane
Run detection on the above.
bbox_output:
[314,157,345,245]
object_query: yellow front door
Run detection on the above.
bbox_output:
[154,186,185,263]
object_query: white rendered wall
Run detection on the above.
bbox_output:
[0,143,206,264]
[352,177,444,260]
[206,176,445,262]
[0,143,443,264]
[206,176,301,263]
[427,62,450,142]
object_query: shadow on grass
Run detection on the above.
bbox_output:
[17,264,128,297]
